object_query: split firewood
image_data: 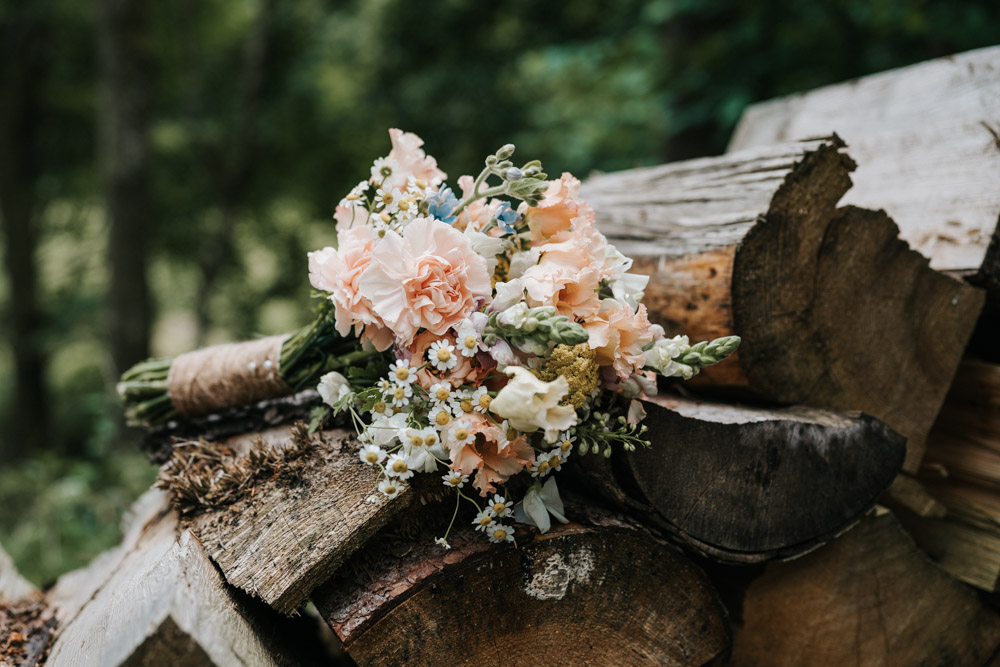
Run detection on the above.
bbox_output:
[157,423,425,615]
[569,396,905,563]
[727,509,1000,666]
[727,46,1000,360]
[313,505,730,666]
[44,488,304,667]
[583,137,983,472]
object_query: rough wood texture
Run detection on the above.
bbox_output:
[314,505,730,667]
[728,510,1000,666]
[728,46,1000,279]
[570,396,905,563]
[183,425,418,615]
[584,138,984,471]
[46,491,299,667]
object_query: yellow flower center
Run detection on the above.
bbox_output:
[506,427,519,442]
[454,428,470,441]
[479,515,492,526]
[415,178,427,189]
[410,435,424,448]
[364,452,379,463]
[398,199,411,211]
[394,367,410,381]
[436,348,452,362]
[560,441,572,452]
[537,460,550,474]
[346,193,360,201]
[436,387,450,401]
[435,411,451,426]
[460,400,473,413]
[393,387,406,400]
[493,528,508,541]
[381,192,394,205]
[384,484,397,494]
[492,502,506,515]
[463,335,477,349]
[478,394,492,409]
[377,229,387,238]
[373,401,386,414]
[549,456,561,469]
[392,460,408,473]
[447,476,462,486]
[380,211,391,223]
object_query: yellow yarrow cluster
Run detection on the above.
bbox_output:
[533,343,599,408]
[491,253,511,288]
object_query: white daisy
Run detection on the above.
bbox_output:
[441,471,469,488]
[395,195,418,222]
[488,494,512,518]
[377,378,393,393]
[418,426,442,452]
[556,434,576,455]
[429,405,454,429]
[374,186,402,214]
[456,323,480,358]
[428,340,458,372]
[530,451,554,478]
[434,537,451,550]
[389,359,417,385]
[369,398,391,418]
[385,454,414,480]
[371,157,398,183]
[498,420,520,450]
[455,389,476,415]
[402,428,426,450]
[448,421,474,448]
[428,381,458,410]
[378,478,403,498]
[358,444,387,467]
[470,386,492,413]
[472,510,494,531]
[486,522,515,544]
[547,451,565,472]
[388,383,412,408]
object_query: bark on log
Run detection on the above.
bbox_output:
[45,488,301,667]
[173,425,420,615]
[583,137,984,471]
[727,46,1000,361]
[727,509,1000,667]
[313,505,731,667]
[569,396,905,563]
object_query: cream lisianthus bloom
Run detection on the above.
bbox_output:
[317,371,351,409]
[489,367,577,443]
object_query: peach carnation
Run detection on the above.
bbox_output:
[359,217,492,345]
[308,226,393,351]
[519,232,607,318]
[447,413,534,495]
[584,299,656,378]
[409,330,490,389]
[379,129,446,191]
[525,173,595,243]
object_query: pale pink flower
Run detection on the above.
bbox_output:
[308,226,394,350]
[525,173,595,243]
[377,129,446,191]
[359,217,492,345]
[452,175,502,232]
[447,413,534,496]
[409,330,490,389]
[519,232,606,318]
[584,300,656,378]
[333,203,370,235]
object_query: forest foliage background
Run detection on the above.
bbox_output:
[1,0,997,585]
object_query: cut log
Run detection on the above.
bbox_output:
[727,509,1000,666]
[45,491,302,667]
[167,424,421,615]
[583,137,984,471]
[313,505,730,666]
[0,543,54,667]
[569,396,905,563]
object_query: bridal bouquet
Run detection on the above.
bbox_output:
[310,130,739,547]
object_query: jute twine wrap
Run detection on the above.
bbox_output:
[167,334,292,417]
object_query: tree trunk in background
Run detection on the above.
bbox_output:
[0,5,49,458]
[99,0,151,377]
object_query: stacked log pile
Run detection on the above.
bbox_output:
[5,47,999,666]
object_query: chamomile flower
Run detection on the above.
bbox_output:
[456,323,480,358]
[395,195,419,223]
[488,494,512,518]
[429,405,454,429]
[428,381,458,410]
[371,157,398,183]
[434,537,451,550]
[498,420,520,449]
[385,454,414,480]
[369,399,391,418]
[472,510,494,531]
[530,451,554,478]
[359,444,387,467]
[377,378,393,393]
[417,426,441,451]
[547,451,564,472]
[448,421,474,447]
[372,214,394,239]
[470,386,492,413]
[556,434,576,456]
[456,389,476,414]
[389,359,417,385]
[388,383,412,408]
[406,175,427,194]
[402,428,426,450]
[486,522,515,544]
[441,471,468,488]
[374,186,402,214]
[378,478,403,499]
[428,340,458,372]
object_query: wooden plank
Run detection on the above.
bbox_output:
[584,137,984,472]
[171,425,418,615]
[728,46,1000,279]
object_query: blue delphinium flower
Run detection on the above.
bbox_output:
[425,187,459,224]
[494,201,521,234]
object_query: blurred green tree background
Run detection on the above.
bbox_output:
[1,0,997,586]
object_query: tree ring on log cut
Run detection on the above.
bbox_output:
[313,507,731,666]
[570,397,906,563]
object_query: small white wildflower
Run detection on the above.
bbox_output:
[402,428,426,450]
[456,326,480,357]
[547,450,565,472]
[429,405,454,429]
[448,421,474,447]
[377,378,393,393]
[441,471,468,488]
[389,359,417,385]
[359,444,387,466]
[486,522,515,544]
[371,157,398,183]
[385,454,414,480]
[374,186,402,214]
[428,340,458,372]
[434,537,451,550]
[470,386,492,413]
[455,389,476,415]
[317,371,351,409]
[378,478,403,498]
[388,383,412,408]
[428,381,458,410]
[472,510,494,531]
[530,450,554,478]
[556,434,576,456]
[488,494,512,518]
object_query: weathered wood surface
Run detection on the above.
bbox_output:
[314,505,731,667]
[569,396,905,563]
[728,46,1000,280]
[0,543,54,667]
[727,510,1000,666]
[45,488,300,667]
[177,425,418,615]
[584,137,984,471]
